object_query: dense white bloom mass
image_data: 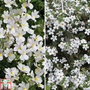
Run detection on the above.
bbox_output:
[0,0,44,89]
[45,0,90,89]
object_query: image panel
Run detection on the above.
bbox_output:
[0,0,44,90]
[45,0,90,90]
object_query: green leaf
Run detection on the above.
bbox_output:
[46,85,50,90]
[19,0,21,2]
[81,68,85,73]
[31,0,37,2]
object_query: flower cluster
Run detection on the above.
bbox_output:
[45,0,90,90]
[0,0,44,89]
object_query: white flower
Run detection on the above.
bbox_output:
[27,0,33,9]
[74,60,80,67]
[21,2,27,12]
[74,79,82,87]
[2,11,9,23]
[51,35,57,42]
[63,81,69,88]
[52,57,59,63]
[83,44,89,50]
[57,31,63,36]
[78,26,85,31]
[17,63,30,74]
[63,17,70,23]
[37,42,44,52]
[30,10,40,22]
[0,49,4,61]
[59,21,66,30]
[0,28,5,38]
[4,0,14,8]
[81,39,87,43]
[85,7,90,13]
[35,67,44,76]
[6,18,16,34]
[14,27,26,42]
[13,0,18,7]
[72,28,78,34]
[60,57,67,64]
[5,36,14,46]
[21,20,29,31]
[53,20,59,29]
[69,7,75,13]
[4,67,19,76]
[85,29,90,35]
[14,39,23,52]
[33,76,42,84]
[70,15,76,21]
[64,63,70,70]
[27,28,34,34]
[33,51,43,62]
[0,20,2,27]
[58,42,66,49]
[4,48,15,62]
[18,45,29,61]
[18,82,29,90]
[52,85,57,90]
[31,24,40,28]
[27,38,38,52]
[35,35,43,41]
[11,82,18,90]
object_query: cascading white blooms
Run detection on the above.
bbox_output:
[0,0,44,89]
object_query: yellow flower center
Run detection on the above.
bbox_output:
[0,53,2,55]
[23,52,26,54]
[39,83,41,85]
[8,2,10,4]
[23,5,26,7]
[36,37,38,40]
[18,33,21,37]
[5,16,8,19]
[37,54,40,57]
[13,13,15,16]
[35,77,38,80]
[35,25,37,26]
[29,3,31,5]
[39,47,42,49]
[9,16,11,18]
[11,71,13,74]
[15,76,17,79]
[26,13,28,15]
[0,33,2,34]
[29,28,30,30]
[22,24,25,26]
[32,44,34,47]
[36,68,39,71]
[17,47,19,49]
[7,38,9,41]
[34,15,36,17]
[22,67,25,70]
[8,53,11,56]
[11,26,14,29]
[23,88,26,90]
